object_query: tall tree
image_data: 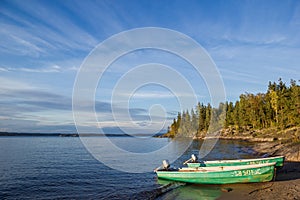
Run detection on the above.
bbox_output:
[165,79,300,137]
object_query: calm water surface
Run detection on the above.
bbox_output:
[0,137,255,199]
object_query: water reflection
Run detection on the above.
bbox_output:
[156,179,222,200]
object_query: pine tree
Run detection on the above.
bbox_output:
[165,79,300,137]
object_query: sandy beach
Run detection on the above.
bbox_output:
[219,142,300,200]
[219,161,300,200]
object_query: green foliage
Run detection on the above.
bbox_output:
[166,79,300,136]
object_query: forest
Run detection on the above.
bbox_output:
[165,79,300,138]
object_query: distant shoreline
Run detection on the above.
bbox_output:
[0,132,78,137]
[0,132,163,137]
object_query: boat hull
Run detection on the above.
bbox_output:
[156,163,275,184]
[187,156,284,168]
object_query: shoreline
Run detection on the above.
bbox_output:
[195,135,278,142]
[163,126,300,162]
[162,127,300,199]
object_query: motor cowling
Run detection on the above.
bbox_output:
[162,160,170,169]
[191,154,198,162]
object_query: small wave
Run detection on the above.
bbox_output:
[132,181,186,199]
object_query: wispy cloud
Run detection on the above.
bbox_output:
[18,65,61,73]
[0,0,299,132]
[0,67,9,72]
[117,90,174,99]
[0,1,99,59]
[0,77,35,91]
[219,68,263,85]
[0,76,171,133]
[0,64,79,73]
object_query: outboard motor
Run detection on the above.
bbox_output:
[162,160,170,170]
[191,154,198,163]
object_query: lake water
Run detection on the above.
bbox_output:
[0,136,255,199]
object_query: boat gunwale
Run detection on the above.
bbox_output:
[156,162,276,173]
[186,155,284,164]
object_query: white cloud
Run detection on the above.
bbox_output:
[0,67,9,72]
[18,66,60,73]
[0,1,99,58]
[0,77,36,91]
[0,64,80,73]
[120,91,173,99]
[219,68,261,84]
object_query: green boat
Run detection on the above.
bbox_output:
[185,155,284,168]
[155,162,276,184]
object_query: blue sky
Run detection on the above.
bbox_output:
[0,0,299,133]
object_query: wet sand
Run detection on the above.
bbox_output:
[219,155,300,199]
